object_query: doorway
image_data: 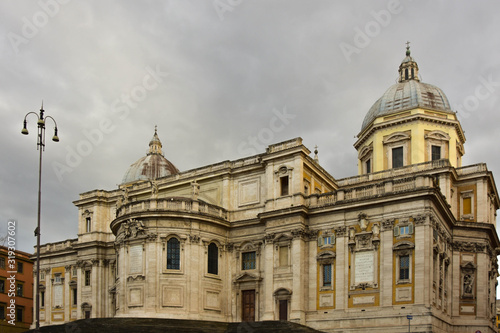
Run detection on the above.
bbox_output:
[242,290,255,322]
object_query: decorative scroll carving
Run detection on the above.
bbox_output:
[413,214,427,225]
[453,241,486,253]
[264,233,275,243]
[189,234,200,244]
[334,226,347,237]
[114,219,147,245]
[127,275,145,282]
[382,219,395,230]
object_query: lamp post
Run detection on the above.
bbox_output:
[21,103,59,331]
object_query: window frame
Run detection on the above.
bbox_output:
[16,282,23,297]
[207,242,219,276]
[431,145,441,161]
[392,146,404,168]
[0,257,5,269]
[393,244,414,285]
[17,262,23,274]
[241,251,257,270]
[322,263,333,287]
[84,270,91,286]
[86,217,92,233]
[317,251,335,291]
[166,237,181,270]
[16,306,23,322]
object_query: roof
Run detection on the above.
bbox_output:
[361,45,454,131]
[121,128,179,184]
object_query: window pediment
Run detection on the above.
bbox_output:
[234,272,261,283]
[425,130,450,142]
[383,132,411,144]
[393,241,415,251]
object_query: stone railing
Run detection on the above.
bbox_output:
[456,163,487,176]
[310,174,435,207]
[116,197,228,220]
[39,239,78,254]
[267,137,303,153]
[337,159,451,187]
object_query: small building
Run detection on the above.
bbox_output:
[34,47,500,332]
[0,245,34,333]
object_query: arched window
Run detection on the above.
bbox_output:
[208,243,218,275]
[167,238,180,270]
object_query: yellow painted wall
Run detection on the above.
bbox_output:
[358,109,464,174]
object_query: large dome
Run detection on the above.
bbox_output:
[121,129,179,184]
[361,46,454,131]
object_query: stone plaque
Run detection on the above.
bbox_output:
[353,295,375,305]
[129,244,143,274]
[204,290,220,310]
[355,251,374,284]
[319,294,334,307]
[53,284,63,307]
[129,287,143,306]
[396,287,412,302]
[162,286,183,307]
[460,305,475,313]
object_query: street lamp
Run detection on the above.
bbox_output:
[21,103,59,331]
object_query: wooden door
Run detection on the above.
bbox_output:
[279,299,288,321]
[242,290,255,322]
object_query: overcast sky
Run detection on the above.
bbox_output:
[1,1,499,259]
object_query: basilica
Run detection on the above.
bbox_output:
[35,47,500,332]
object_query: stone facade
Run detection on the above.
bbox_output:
[34,48,500,332]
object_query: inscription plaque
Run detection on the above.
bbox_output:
[355,251,374,284]
[53,284,63,307]
[129,244,143,274]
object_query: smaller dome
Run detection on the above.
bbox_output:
[121,128,179,184]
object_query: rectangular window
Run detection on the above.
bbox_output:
[72,267,77,277]
[242,251,256,270]
[279,246,288,267]
[323,264,332,287]
[0,279,5,293]
[0,304,5,320]
[431,145,441,161]
[392,147,404,168]
[72,288,77,306]
[365,159,371,174]
[16,283,23,297]
[280,176,289,196]
[400,225,409,235]
[0,257,5,269]
[399,255,410,280]
[16,307,23,322]
[85,270,91,286]
[17,262,23,273]
[323,236,332,245]
[86,217,91,232]
[54,273,61,283]
[41,291,45,307]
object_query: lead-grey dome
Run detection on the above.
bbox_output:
[121,128,179,184]
[361,46,454,131]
